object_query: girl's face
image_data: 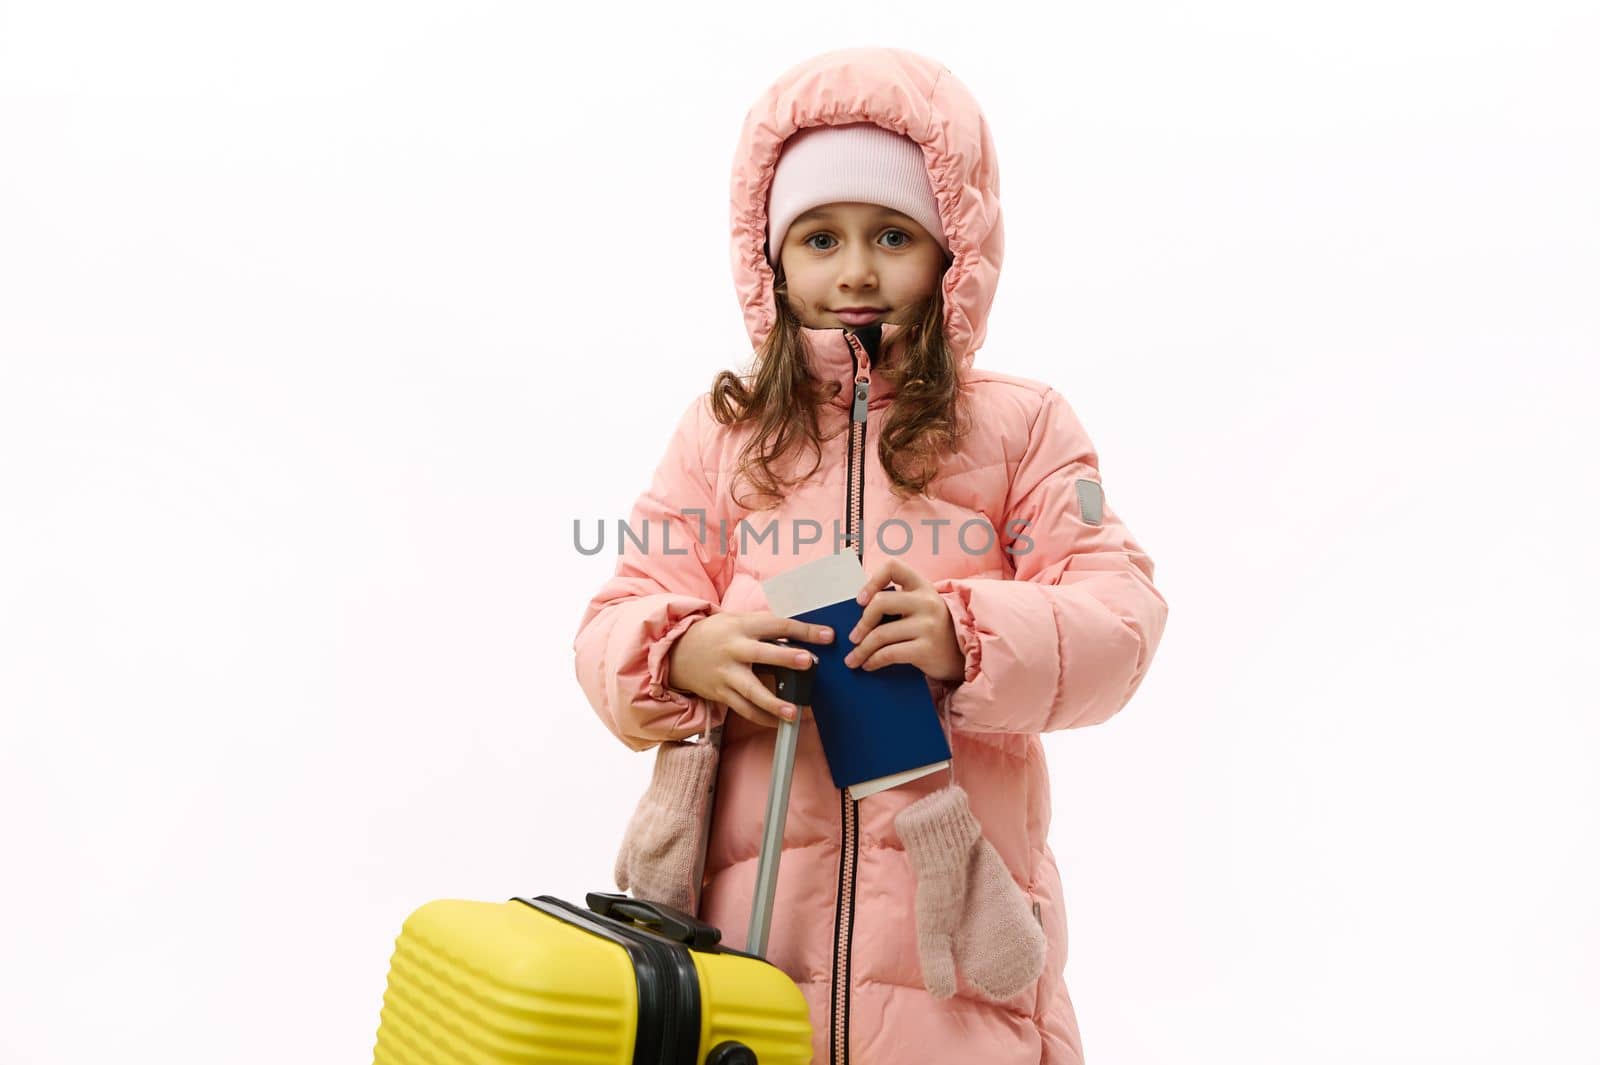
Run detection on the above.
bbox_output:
[777,201,946,330]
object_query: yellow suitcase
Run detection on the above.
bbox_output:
[372,658,815,1065]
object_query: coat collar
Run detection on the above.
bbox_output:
[799,323,911,410]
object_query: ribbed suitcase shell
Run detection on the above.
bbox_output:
[371,895,812,1064]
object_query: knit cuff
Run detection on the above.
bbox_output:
[895,784,982,874]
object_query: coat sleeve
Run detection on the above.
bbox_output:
[572,394,731,751]
[931,388,1168,734]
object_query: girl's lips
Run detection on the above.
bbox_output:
[835,309,886,324]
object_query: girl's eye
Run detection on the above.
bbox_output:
[803,229,912,251]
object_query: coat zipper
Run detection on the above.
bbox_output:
[831,329,872,1065]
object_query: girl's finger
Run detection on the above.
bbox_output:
[785,616,835,645]
[723,687,784,729]
[733,670,796,725]
[845,618,921,669]
[852,590,919,640]
[859,640,916,672]
[749,613,834,646]
[856,558,927,605]
[741,637,820,671]
[884,557,929,592]
[856,561,896,605]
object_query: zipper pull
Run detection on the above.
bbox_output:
[846,332,872,424]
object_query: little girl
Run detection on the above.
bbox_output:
[575,46,1169,1065]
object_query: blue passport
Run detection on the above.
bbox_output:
[762,552,952,799]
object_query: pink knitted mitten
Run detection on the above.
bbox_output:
[613,738,718,914]
[894,784,1046,1002]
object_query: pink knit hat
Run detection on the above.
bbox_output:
[765,122,949,267]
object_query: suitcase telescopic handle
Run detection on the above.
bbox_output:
[745,639,815,958]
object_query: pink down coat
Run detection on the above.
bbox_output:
[574,47,1169,1065]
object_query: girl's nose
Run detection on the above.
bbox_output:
[836,247,877,285]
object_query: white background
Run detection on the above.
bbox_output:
[2,2,1596,1062]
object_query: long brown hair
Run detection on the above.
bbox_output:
[709,258,972,511]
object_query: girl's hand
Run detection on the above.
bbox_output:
[844,559,966,683]
[666,611,835,729]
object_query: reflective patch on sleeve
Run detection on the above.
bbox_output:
[1075,478,1104,525]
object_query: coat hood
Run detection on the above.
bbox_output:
[728,47,1005,375]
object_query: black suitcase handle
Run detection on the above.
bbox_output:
[752,637,816,706]
[585,892,723,951]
